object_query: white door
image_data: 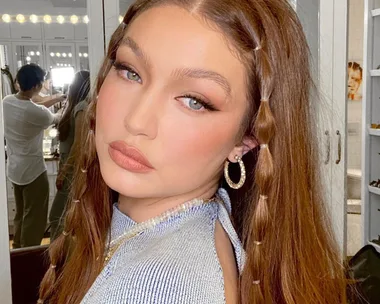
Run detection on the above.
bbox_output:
[294,0,348,256]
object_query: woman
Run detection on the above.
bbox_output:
[39,1,347,303]
[49,70,90,240]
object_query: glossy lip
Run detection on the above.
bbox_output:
[108,141,154,173]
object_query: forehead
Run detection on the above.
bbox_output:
[121,5,247,94]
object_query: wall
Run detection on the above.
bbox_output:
[347,0,364,171]
[0,0,86,15]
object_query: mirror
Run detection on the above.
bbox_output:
[0,1,90,253]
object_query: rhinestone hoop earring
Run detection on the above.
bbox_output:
[224,156,246,189]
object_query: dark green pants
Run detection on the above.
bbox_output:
[12,171,49,248]
[49,176,70,241]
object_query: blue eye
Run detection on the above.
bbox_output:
[113,62,142,83]
[125,69,141,83]
[177,94,217,112]
[182,97,205,111]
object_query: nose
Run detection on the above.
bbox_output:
[123,89,159,139]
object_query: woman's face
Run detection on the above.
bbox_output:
[96,5,250,199]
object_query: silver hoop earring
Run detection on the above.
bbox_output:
[224,156,246,189]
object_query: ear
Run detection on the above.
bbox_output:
[227,136,258,162]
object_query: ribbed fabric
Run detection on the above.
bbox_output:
[81,188,245,304]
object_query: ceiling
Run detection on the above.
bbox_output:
[50,0,87,8]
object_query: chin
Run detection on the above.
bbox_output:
[98,160,159,199]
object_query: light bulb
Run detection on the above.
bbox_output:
[119,16,123,24]
[30,51,35,56]
[36,51,40,56]
[43,15,52,24]
[56,53,61,57]
[30,14,38,23]
[62,53,67,57]
[49,128,58,138]
[64,64,67,67]
[26,56,31,61]
[79,53,82,57]
[70,15,78,24]
[50,52,55,57]
[57,15,65,24]
[68,53,72,57]
[83,15,89,24]
[57,63,60,66]
[16,14,25,23]
[2,14,11,23]
[83,53,88,58]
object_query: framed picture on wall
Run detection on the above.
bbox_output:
[347,60,363,101]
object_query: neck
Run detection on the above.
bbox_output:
[118,182,219,223]
[16,92,33,100]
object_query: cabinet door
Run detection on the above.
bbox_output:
[76,43,90,71]
[12,41,44,70]
[43,23,75,41]
[10,23,42,40]
[45,43,75,70]
[0,23,11,39]
[74,24,88,41]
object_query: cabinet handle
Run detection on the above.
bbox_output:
[21,36,32,39]
[54,37,65,40]
[324,130,330,164]
[335,130,341,164]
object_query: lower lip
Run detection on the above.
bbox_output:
[108,146,153,173]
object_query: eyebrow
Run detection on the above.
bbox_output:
[120,37,151,68]
[119,36,232,97]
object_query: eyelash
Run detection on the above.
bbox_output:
[112,61,217,112]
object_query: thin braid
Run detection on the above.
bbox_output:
[38,98,101,304]
[242,44,276,303]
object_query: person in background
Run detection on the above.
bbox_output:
[33,71,66,109]
[49,70,91,240]
[3,64,61,248]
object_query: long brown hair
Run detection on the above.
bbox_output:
[58,70,90,142]
[39,1,347,303]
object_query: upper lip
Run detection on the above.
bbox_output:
[109,141,154,169]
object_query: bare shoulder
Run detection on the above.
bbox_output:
[214,220,239,304]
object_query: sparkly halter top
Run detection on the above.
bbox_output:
[81,188,245,304]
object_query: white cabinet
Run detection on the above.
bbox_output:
[76,43,90,71]
[74,24,88,41]
[11,41,44,70]
[10,23,42,40]
[43,23,75,41]
[362,0,380,252]
[45,42,75,69]
[0,23,11,39]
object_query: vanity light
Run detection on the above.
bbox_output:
[16,14,25,23]
[36,51,40,56]
[26,56,31,62]
[56,53,61,57]
[44,15,52,24]
[30,14,38,23]
[50,52,55,57]
[62,53,67,57]
[30,51,35,56]
[57,15,65,24]
[83,15,89,24]
[79,53,82,57]
[83,53,88,58]
[68,53,72,57]
[70,15,79,24]
[2,14,11,23]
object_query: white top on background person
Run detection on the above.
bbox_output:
[3,64,60,185]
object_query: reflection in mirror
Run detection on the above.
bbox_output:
[0,1,90,254]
